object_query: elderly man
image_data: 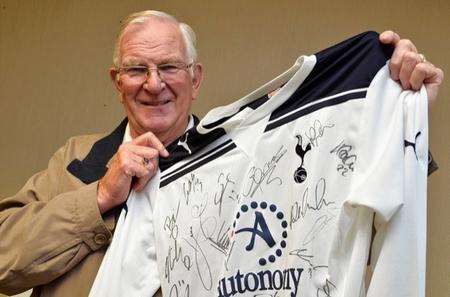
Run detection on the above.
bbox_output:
[0,10,444,297]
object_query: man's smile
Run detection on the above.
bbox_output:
[135,99,172,107]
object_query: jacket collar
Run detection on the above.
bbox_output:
[67,118,127,184]
[66,116,201,184]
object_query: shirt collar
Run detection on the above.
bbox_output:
[122,115,194,144]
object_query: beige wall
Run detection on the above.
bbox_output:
[0,0,449,296]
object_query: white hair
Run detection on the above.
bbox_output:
[112,10,198,68]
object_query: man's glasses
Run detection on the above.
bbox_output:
[118,62,193,83]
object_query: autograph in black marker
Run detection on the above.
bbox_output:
[304,119,335,148]
[214,172,240,216]
[183,227,214,291]
[330,140,357,177]
[182,173,203,206]
[243,146,287,198]
[164,201,193,283]
[290,178,335,228]
[169,279,190,297]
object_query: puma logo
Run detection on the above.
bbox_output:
[177,132,192,154]
[404,131,421,160]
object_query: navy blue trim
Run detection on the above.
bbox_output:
[159,32,394,181]
[158,96,269,173]
[265,90,366,132]
[160,142,237,188]
[67,118,128,184]
[161,139,234,180]
[159,116,228,172]
[268,31,393,123]
[201,95,269,130]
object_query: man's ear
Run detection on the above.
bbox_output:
[109,67,122,93]
[191,63,204,100]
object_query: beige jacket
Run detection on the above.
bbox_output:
[0,120,126,297]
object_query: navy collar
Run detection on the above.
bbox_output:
[67,118,127,184]
[66,116,202,184]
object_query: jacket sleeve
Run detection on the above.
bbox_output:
[0,139,115,296]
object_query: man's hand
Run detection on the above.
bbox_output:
[379,31,444,108]
[97,132,169,214]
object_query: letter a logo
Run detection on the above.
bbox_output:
[236,211,276,251]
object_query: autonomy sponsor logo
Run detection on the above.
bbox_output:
[217,268,303,297]
[217,201,303,296]
[233,201,288,266]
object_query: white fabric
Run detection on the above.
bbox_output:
[154,62,428,296]
[91,54,427,296]
[123,123,132,143]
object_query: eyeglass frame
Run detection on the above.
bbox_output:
[116,61,194,83]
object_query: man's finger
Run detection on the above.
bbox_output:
[409,63,430,91]
[133,132,169,157]
[133,167,157,191]
[398,51,420,89]
[129,157,151,178]
[379,30,400,45]
[128,151,158,191]
[133,176,150,192]
[389,39,418,81]
[410,63,444,108]
[127,145,160,161]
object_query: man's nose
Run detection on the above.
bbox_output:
[143,70,164,94]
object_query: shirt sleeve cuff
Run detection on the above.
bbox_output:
[428,150,439,176]
[73,181,115,251]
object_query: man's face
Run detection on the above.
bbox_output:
[111,18,202,144]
